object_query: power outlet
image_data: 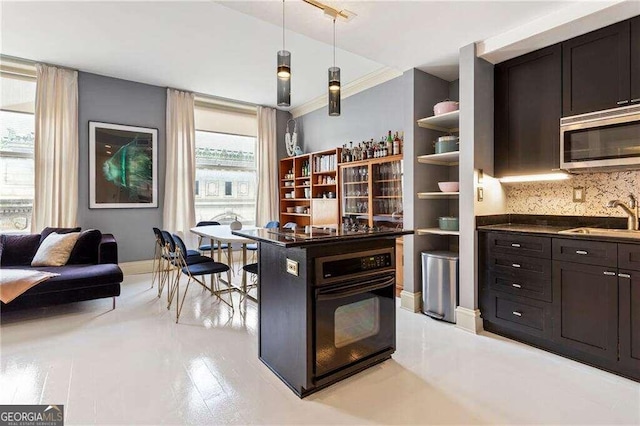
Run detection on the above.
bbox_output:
[286,258,299,276]
[477,187,484,202]
[573,187,585,203]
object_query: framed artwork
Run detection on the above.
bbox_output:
[89,121,158,209]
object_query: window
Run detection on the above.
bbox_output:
[194,101,257,226]
[0,73,36,232]
[194,131,257,225]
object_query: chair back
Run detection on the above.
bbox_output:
[153,228,165,245]
[161,231,176,253]
[265,221,279,229]
[196,221,220,227]
[172,234,189,261]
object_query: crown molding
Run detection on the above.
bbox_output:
[290,66,403,118]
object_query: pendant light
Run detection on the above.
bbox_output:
[328,18,340,116]
[277,0,291,107]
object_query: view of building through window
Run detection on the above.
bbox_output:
[194,131,257,226]
[0,110,35,233]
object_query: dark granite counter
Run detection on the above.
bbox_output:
[477,223,568,236]
[233,226,412,247]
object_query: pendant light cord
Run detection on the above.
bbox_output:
[333,18,336,67]
[282,0,286,51]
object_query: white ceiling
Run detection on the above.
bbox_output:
[1,1,632,110]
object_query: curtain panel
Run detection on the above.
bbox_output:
[256,106,278,226]
[31,64,79,232]
[163,89,197,246]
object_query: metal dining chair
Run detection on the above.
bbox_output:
[151,228,164,289]
[160,231,202,301]
[195,221,228,254]
[170,234,232,323]
[241,262,259,302]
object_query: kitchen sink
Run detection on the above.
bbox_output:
[559,227,640,239]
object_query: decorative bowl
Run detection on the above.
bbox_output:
[433,100,459,116]
[438,217,459,231]
[438,181,459,192]
[286,207,295,213]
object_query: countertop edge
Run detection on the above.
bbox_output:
[232,229,414,247]
[477,224,640,245]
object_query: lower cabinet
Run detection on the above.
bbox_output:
[479,231,640,382]
[619,270,640,371]
[552,261,619,361]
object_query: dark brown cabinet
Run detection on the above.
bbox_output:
[552,261,619,361]
[480,230,640,381]
[562,20,631,115]
[631,16,640,103]
[619,270,640,370]
[495,45,561,177]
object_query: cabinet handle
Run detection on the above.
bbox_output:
[617,100,629,105]
[603,271,617,276]
[512,283,522,288]
[512,263,521,268]
[619,273,631,279]
[631,98,640,103]
[512,311,522,317]
[511,243,521,248]
[576,250,588,255]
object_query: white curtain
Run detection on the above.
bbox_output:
[31,64,78,232]
[163,88,197,246]
[256,106,278,226]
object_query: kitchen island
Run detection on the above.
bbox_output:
[232,226,412,397]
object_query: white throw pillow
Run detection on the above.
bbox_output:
[31,232,81,267]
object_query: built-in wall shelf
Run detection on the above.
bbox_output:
[417,151,459,166]
[417,192,459,199]
[416,228,460,236]
[417,110,459,132]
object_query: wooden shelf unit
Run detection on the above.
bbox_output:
[279,148,341,227]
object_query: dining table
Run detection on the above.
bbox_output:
[190,224,258,302]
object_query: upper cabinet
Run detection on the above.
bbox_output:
[494,44,561,177]
[562,20,631,116]
[631,16,640,103]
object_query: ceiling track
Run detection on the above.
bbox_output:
[302,0,353,21]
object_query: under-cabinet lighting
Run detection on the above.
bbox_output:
[499,173,570,183]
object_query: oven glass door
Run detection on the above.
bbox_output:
[563,120,640,164]
[314,273,395,378]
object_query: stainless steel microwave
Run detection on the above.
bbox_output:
[560,104,640,172]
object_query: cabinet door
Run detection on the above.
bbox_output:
[631,16,640,103]
[553,261,618,360]
[494,44,561,177]
[619,270,640,370]
[562,20,630,115]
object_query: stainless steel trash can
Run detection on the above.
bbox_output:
[421,251,459,323]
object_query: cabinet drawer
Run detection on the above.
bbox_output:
[483,291,552,339]
[619,243,640,271]
[487,233,551,259]
[552,238,617,267]
[487,271,552,302]
[487,252,551,282]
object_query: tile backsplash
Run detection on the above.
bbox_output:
[505,171,640,216]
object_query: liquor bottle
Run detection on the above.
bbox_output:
[386,131,393,153]
[393,132,400,156]
[348,141,353,162]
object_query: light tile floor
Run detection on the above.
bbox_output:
[1,273,639,425]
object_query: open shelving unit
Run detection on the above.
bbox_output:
[416,110,460,243]
[279,148,341,228]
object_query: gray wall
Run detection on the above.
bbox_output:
[276,109,292,160]
[77,72,166,262]
[449,79,460,101]
[294,76,405,155]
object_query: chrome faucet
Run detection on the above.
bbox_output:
[607,194,639,231]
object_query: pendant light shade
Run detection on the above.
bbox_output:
[328,19,340,116]
[277,0,291,107]
[328,66,340,116]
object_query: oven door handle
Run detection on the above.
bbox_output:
[316,275,395,301]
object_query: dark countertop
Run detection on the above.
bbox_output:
[477,221,640,244]
[233,227,413,248]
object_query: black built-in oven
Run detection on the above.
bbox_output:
[314,248,396,379]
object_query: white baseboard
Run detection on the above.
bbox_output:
[119,259,155,276]
[455,306,484,334]
[400,290,422,313]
